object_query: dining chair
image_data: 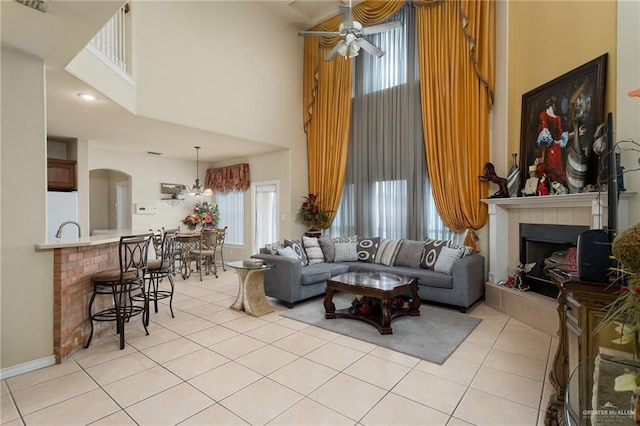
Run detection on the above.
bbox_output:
[215,226,228,271]
[86,233,153,350]
[190,228,218,280]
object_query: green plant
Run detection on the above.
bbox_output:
[296,193,329,228]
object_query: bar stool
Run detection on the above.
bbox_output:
[137,229,178,325]
[85,233,153,350]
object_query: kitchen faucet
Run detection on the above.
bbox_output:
[55,221,81,238]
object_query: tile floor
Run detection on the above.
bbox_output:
[1,268,557,425]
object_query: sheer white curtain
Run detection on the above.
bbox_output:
[329,4,453,241]
[216,191,244,245]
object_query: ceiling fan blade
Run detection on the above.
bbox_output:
[298,30,342,37]
[339,5,353,28]
[361,20,402,35]
[325,43,342,61]
[358,38,384,57]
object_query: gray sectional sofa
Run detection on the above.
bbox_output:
[251,238,485,313]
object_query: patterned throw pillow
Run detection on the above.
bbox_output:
[332,235,359,244]
[434,246,465,274]
[374,239,402,266]
[318,237,335,262]
[264,241,285,255]
[302,236,325,265]
[356,237,380,262]
[334,242,358,262]
[394,239,425,268]
[284,239,308,266]
[448,242,473,257]
[420,239,450,270]
[277,246,300,262]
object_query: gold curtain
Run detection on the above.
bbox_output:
[205,163,250,193]
[415,0,495,251]
[303,1,404,228]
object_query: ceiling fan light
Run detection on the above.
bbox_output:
[337,41,349,57]
[348,40,360,58]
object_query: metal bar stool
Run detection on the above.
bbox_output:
[135,230,178,325]
[85,233,153,350]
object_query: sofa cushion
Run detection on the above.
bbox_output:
[448,242,473,257]
[318,237,335,262]
[375,239,402,266]
[334,242,358,262]
[421,239,450,270]
[345,262,453,289]
[333,235,359,244]
[394,239,424,268]
[434,246,465,274]
[300,264,332,285]
[356,237,380,263]
[302,236,325,265]
[277,246,300,262]
[284,239,308,266]
[264,241,285,255]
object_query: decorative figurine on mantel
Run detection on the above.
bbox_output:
[522,165,540,196]
[478,162,510,198]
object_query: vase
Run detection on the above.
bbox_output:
[507,153,521,197]
[304,225,322,238]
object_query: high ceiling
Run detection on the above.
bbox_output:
[1,0,346,162]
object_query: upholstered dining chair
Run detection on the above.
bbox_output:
[190,228,218,280]
[86,233,154,350]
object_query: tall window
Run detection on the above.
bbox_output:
[216,191,243,245]
[329,4,452,241]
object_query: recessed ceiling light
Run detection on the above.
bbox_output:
[77,93,100,101]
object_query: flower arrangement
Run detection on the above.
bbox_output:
[497,262,536,291]
[349,295,407,315]
[296,193,330,228]
[182,202,220,231]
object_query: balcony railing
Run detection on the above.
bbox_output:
[87,4,130,77]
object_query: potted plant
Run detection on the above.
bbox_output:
[296,193,330,236]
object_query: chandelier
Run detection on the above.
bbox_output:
[189,146,203,196]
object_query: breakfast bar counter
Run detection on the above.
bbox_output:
[36,231,147,362]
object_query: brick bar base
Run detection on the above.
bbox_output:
[53,242,120,362]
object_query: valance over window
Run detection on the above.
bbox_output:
[205,163,250,193]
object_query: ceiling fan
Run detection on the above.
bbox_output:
[298,0,402,61]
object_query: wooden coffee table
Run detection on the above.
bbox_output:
[324,272,420,334]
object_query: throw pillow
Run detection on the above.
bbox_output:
[302,236,325,265]
[284,239,308,266]
[434,246,464,274]
[264,241,285,255]
[332,235,359,244]
[448,242,473,257]
[356,237,380,262]
[421,239,450,270]
[374,239,402,266]
[334,242,358,262]
[394,239,425,268]
[277,246,300,262]
[318,237,335,262]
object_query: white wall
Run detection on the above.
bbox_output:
[1,47,54,370]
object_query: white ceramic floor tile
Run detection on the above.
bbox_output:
[126,382,214,425]
[102,366,182,408]
[223,316,271,333]
[483,348,548,381]
[332,334,377,353]
[1,393,19,423]
[1,380,9,395]
[209,334,266,359]
[163,317,219,336]
[91,410,137,425]
[202,309,248,324]
[188,361,262,402]
[368,346,421,368]
[344,354,411,390]
[72,339,138,368]
[361,392,450,425]
[449,340,491,364]
[142,337,203,364]
[269,397,355,426]
[471,365,543,409]
[493,332,550,361]
[308,373,386,421]
[415,356,481,386]
[392,369,466,415]
[299,325,341,341]
[163,348,230,380]
[125,327,181,351]
[272,331,328,356]
[85,352,157,386]
[305,342,366,371]
[454,388,539,425]
[235,345,299,376]
[21,388,119,425]
[5,360,81,391]
[273,317,311,331]
[268,358,338,395]
[11,370,97,415]
[220,378,302,425]
[186,325,239,347]
[245,322,297,343]
[179,403,248,425]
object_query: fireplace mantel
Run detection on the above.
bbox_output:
[482,192,634,284]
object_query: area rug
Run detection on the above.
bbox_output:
[280,293,482,365]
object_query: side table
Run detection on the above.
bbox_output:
[227,261,275,316]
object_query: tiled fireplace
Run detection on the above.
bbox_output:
[481,192,630,335]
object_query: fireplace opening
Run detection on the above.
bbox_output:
[520,223,590,298]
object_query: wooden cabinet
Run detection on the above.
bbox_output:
[545,278,630,425]
[47,159,76,191]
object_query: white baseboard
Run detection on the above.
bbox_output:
[0,355,56,380]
